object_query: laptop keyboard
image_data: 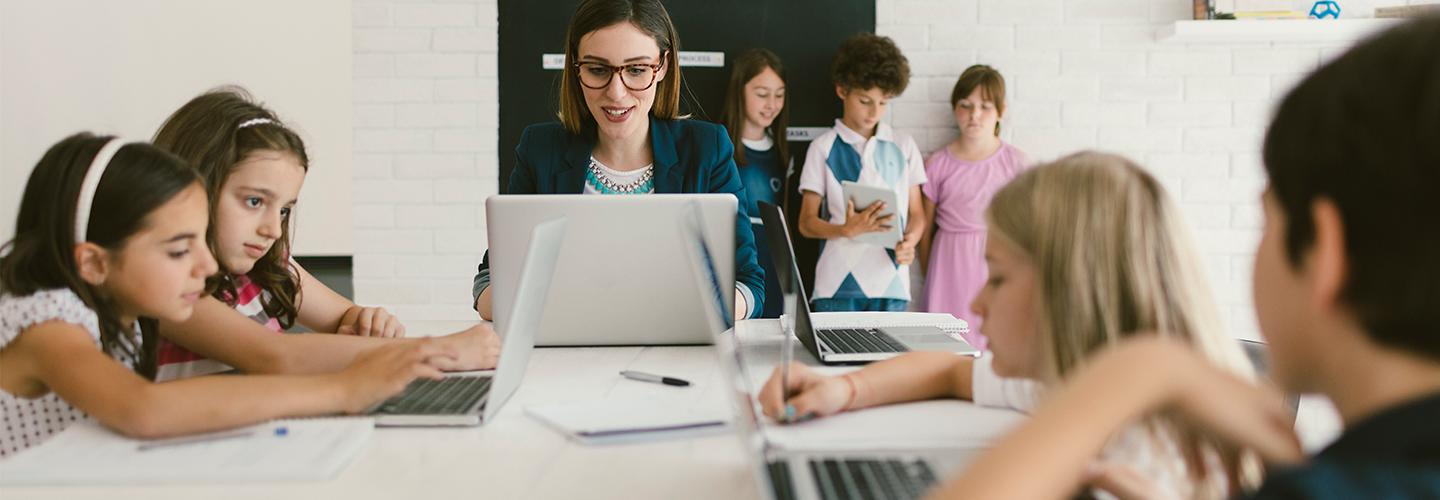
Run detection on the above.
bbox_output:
[817,328,910,354]
[767,460,797,500]
[374,376,492,415]
[808,458,937,500]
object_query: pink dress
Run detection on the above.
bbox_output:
[921,142,1030,350]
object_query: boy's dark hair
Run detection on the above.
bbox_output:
[1263,16,1440,360]
[721,48,790,169]
[0,133,202,378]
[831,33,910,96]
[152,86,308,329]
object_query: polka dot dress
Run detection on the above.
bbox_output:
[0,289,135,457]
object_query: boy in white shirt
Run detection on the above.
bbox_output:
[796,33,927,312]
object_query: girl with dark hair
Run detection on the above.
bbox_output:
[0,134,454,456]
[471,0,766,321]
[151,88,499,381]
[720,48,790,319]
[918,64,1030,350]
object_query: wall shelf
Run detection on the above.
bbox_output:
[1159,18,1401,43]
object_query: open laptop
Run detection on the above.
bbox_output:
[368,217,566,426]
[486,194,737,346]
[755,202,978,364]
[681,207,977,500]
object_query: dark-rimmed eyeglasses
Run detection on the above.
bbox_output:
[573,55,665,91]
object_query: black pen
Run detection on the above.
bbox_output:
[620,370,691,387]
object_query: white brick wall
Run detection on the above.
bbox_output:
[352,0,497,321]
[349,0,1385,335]
[877,0,1388,341]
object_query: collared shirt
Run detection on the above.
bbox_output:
[1243,391,1440,499]
[797,120,926,302]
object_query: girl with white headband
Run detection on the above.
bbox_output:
[0,133,457,456]
[149,87,501,381]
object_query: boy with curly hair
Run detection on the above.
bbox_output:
[796,33,927,312]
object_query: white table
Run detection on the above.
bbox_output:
[2,319,1021,500]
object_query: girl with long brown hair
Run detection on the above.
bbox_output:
[150,87,500,381]
[720,48,790,318]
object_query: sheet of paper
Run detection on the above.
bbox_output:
[526,399,731,445]
[757,399,1025,452]
[0,418,373,485]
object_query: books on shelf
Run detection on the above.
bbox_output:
[1233,10,1307,19]
[1376,5,1440,18]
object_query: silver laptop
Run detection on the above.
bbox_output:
[682,208,977,500]
[369,217,565,426]
[486,194,737,346]
[755,202,978,364]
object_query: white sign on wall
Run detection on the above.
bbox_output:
[542,51,725,70]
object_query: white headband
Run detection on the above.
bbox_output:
[74,138,129,243]
[238,117,275,129]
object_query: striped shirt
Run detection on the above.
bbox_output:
[155,274,281,381]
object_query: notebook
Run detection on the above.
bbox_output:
[0,417,373,485]
[526,400,729,445]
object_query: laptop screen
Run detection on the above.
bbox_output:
[754,202,823,355]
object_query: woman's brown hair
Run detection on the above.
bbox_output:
[556,0,683,135]
[720,48,790,170]
[949,64,1007,136]
[151,86,309,329]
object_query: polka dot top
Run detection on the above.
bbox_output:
[0,289,137,457]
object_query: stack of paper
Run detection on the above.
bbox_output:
[527,400,730,445]
[0,418,373,485]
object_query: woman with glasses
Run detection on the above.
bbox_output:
[471,0,766,322]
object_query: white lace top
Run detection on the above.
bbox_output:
[971,354,1229,500]
[0,289,137,457]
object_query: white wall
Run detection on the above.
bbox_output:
[874,0,1430,339]
[349,0,500,320]
[0,0,352,256]
[351,0,1420,335]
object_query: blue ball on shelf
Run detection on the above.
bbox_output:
[1310,1,1342,19]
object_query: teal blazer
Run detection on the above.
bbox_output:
[474,117,766,318]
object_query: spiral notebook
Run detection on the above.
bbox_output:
[0,417,373,485]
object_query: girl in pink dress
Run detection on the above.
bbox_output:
[919,65,1030,350]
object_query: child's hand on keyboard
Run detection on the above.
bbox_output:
[336,340,457,414]
[758,362,853,423]
[430,323,502,371]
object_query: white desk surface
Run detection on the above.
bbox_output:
[2,318,1021,500]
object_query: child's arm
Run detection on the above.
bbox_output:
[927,338,1302,500]
[894,185,927,266]
[918,194,938,274]
[11,322,454,439]
[291,262,404,338]
[796,191,893,240]
[756,352,975,421]
[160,297,500,374]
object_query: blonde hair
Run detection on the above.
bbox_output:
[986,151,1259,497]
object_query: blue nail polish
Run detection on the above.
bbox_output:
[784,404,796,421]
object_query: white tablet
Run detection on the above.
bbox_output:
[840,181,903,248]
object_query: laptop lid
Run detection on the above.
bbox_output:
[682,205,778,500]
[482,217,566,422]
[486,194,736,346]
[755,202,826,361]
